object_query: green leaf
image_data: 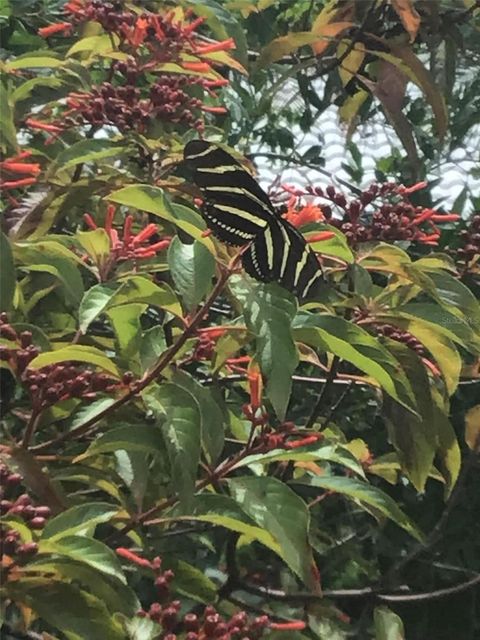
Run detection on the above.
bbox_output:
[6,580,125,640]
[244,283,299,420]
[5,55,64,71]
[298,475,423,541]
[171,370,225,465]
[293,314,415,411]
[144,383,202,508]
[184,493,282,560]
[168,237,215,309]
[41,502,118,540]
[51,139,127,172]
[382,342,437,492]
[433,391,461,496]
[233,443,366,478]
[0,232,15,311]
[76,424,164,460]
[374,606,405,640]
[106,302,144,363]
[76,229,111,265]
[465,405,480,452]
[67,33,118,57]
[306,225,354,263]
[109,275,182,317]
[0,81,17,152]
[78,282,120,333]
[140,326,166,372]
[255,31,332,69]
[378,314,461,394]
[106,185,215,250]
[422,269,480,334]
[170,559,217,603]
[11,76,64,104]
[229,476,318,589]
[39,536,126,582]
[29,345,119,377]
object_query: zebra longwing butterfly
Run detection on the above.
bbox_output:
[183,140,323,300]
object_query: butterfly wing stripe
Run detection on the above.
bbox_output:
[212,204,268,229]
[183,144,216,160]
[204,186,275,220]
[196,165,245,174]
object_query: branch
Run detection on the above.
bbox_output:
[30,254,242,453]
[305,356,340,429]
[236,572,480,604]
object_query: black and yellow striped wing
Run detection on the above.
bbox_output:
[242,217,324,300]
[183,140,323,300]
[183,140,276,246]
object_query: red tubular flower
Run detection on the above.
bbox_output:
[200,105,228,114]
[132,223,158,245]
[116,548,152,569]
[0,177,37,190]
[138,238,171,253]
[0,161,41,175]
[307,231,336,243]
[193,38,235,54]
[285,434,322,449]
[83,213,97,230]
[399,180,428,194]
[181,61,213,73]
[430,213,460,222]
[270,621,307,631]
[283,203,325,228]
[38,22,72,37]
[184,16,206,33]
[25,118,63,133]
[412,209,435,226]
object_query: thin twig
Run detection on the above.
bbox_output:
[305,356,341,429]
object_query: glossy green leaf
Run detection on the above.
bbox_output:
[293,314,415,410]
[106,302,144,363]
[382,342,437,492]
[233,443,365,478]
[29,345,119,377]
[39,535,126,582]
[6,55,64,70]
[76,424,163,460]
[78,282,120,333]
[139,326,167,372]
[229,476,318,589]
[41,502,118,540]
[52,139,126,172]
[107,185,214,250]
[6,580,125,640]
[0,231,15,311]
[144,383,202,508]
[76,229,111,265]
[244,283,299,420]
[172,370,225,465]
[168,237,215,309]
[378,314,461,394]
[298,475,423,541]
[374,606,405,640]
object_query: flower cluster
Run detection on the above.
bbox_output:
[0,463,51,563]
[65,72,225,133]
[0,152,41,193]
[33,2,233,136]
[116,549,305,639]
[373,323,426,357]
[83,205,171,280]
[448,212,480,275]
[253,421,324,452]
[0,314,123,411]
[280,181,459,246]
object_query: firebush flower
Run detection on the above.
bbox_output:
[280,181,460,246]
[0,152,40,191]
[38,22,72,37]
[83,205,171,280]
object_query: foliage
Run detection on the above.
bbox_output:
[0,1,479,639]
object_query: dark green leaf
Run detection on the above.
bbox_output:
[229,476,318,589]
[0,232,15,311]
[244,283,299,420]
[42,502,118,540]
[168,237,215,309]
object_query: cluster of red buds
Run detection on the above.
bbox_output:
[0,463,50,563]
[280,181,459,247]
[65,73,226,133]
[0,152,41,194]
[373,323,426,357]
[116,548,305,639]
[33,2,233,136]
[0,314,125,411]
[447,212,480,276]
[192,326,229,362]
[83,205,171,280]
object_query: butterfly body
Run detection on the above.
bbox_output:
[183,140,324,300]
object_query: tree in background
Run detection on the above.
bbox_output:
[0,1,479,639]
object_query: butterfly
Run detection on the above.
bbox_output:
[183,140,323,300]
